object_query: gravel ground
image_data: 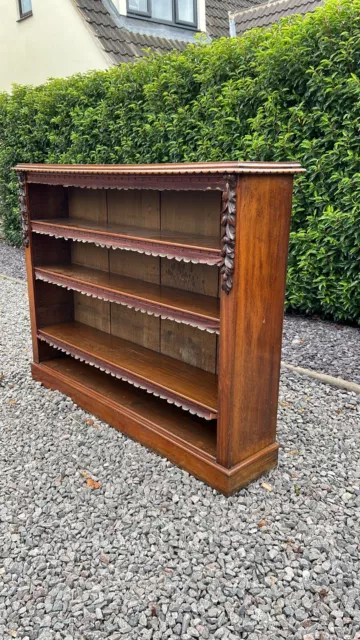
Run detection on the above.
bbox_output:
[1,269,360,639]
[0,240,26,281]
[282,316,360,385]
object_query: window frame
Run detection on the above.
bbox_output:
[127,0,197,30]
[174,0,197,27]
[127,0,151,19]
[18,0,33,20]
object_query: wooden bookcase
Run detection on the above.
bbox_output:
[15,161,304,495]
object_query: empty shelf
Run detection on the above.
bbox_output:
[31,218,221,265]
[38,357,217,459]
[38,321,218,420]
[35,264,220,333]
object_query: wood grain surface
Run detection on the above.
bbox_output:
[38,321,218,418]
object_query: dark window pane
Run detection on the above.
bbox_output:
[128,0,148,12]
[177,0,194,23]
[152,0,173,22]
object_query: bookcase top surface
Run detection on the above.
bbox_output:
[14,161,305,176]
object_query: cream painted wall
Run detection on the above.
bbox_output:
[0,0,110,92]
[113,0,126,14]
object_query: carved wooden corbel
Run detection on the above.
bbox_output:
[220,177,237,294]
[16,171,29,248]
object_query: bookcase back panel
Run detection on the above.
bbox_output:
[110,250,160,284]
[160,190,221,238]
[111,304,160,351]
[107,190,160,229]
[160,320,217,374]
[74,293,111,333]
[160,259,219,297]
[66,187,221,240]
[68,188,107,224]
[71,242,109,272]
[69,284,217,373]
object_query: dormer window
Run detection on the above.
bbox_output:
[128,0,197,28]
[18,0,32,19]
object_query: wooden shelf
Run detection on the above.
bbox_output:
[35,264,220,333]
[38,321,218,420]
[31,218,221,265]
[36,357,217,459]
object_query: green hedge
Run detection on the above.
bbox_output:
[0,0,359,323]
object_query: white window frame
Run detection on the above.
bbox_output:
[127,0,198,29]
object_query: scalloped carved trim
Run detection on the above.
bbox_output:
[26,172,228,192]
[35,271,219,334]
[31,227,222,267]
[220,178,237,294]
[16,171,29,248]
[38,334,217,421]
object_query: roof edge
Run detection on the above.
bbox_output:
[231,0,322,20]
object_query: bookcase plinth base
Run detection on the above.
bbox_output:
[32,360,279,496]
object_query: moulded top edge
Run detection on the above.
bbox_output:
[13,161,305,176]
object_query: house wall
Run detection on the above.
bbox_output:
[0,0,110,92]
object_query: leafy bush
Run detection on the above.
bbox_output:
[0,0,359,322]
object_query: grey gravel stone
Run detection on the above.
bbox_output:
[38,631,54,640]
[282,314,360,383]
[0,247,359,640]
[0,240,26,280]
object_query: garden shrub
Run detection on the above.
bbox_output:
[0,0,359,322]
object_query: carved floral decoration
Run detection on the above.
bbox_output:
[220,178,237,294]
[16,171,29,248]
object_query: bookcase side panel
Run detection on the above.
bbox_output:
[217,174,294,468]
[25,239,41,363]
[27,182,72,363]
[27,183,69,221]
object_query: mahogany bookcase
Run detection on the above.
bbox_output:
[15,161,304,495]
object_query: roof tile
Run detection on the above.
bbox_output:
[234,0,323,33]
[74,0,189,64]
[206,0,266,37]
[74,0,324,64]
